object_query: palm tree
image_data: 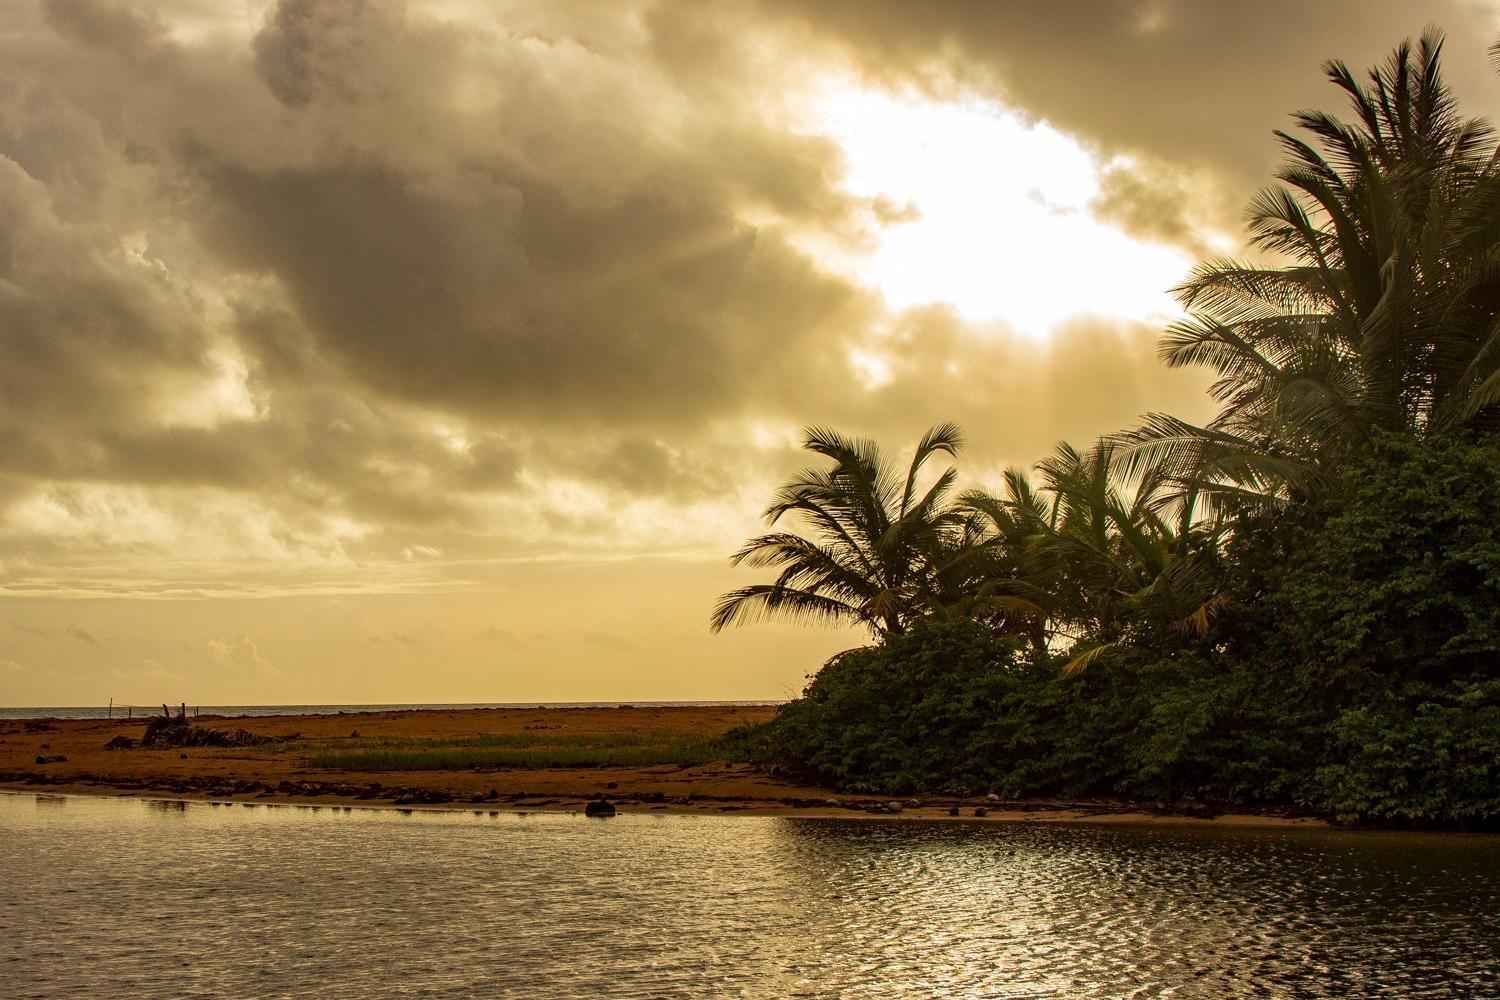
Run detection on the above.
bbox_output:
[961,442,1229,671]
[928,467,1055,650]
[1117,30,1500,506]
[711,423,973,638]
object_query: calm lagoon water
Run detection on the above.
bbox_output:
[2,792,1496,998]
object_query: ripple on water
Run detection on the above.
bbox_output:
[1,793,1496,998]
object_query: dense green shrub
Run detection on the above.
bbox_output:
[749,435,1500,827]
[1316,677,1500,826]
[1257,433,1500,682]
[751,621,1038,795]
[751,623,1323,806]
[1257,433,1500,824]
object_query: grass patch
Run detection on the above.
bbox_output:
[334,730,700,751]
[309,732,728,771]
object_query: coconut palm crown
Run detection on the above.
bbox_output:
[1117,30,1500,506]
[710,423,969,638]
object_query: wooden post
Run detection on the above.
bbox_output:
[108,698,113,720]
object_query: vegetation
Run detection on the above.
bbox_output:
[710,423,977,637]
[1121,31,1500,499]
[311,731,725,771]
[717,32,1500,828]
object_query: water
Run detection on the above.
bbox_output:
[0,701,777,721]
[2,793,1495,998]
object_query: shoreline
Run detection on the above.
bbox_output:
[0,784,1332,829]
[0,705,1333,829]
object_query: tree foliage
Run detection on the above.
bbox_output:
[711,423,972,638]
[1117,30,1500,507]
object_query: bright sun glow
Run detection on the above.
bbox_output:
[811,88,1192,334]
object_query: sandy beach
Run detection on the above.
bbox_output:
[0,705,1329,828]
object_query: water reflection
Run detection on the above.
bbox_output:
[2,792,1495,998]
[763,820,1500,995]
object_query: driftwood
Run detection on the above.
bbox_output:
[139,705,296,748]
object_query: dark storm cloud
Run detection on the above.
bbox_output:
[213,0,859,422]
[756,0,1500,239]
[202,161,853,421]
[18,0,868,426]
[0,148,215,473]
[41,0,168,56]
[0,0,881,570]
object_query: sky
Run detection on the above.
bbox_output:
[2,0,1497,706]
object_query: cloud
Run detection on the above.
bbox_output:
[197,0,865,426]
[65,624,96,644]
[366,632,422,648]
[474,626,522,649]
[11,620,98,643]
[1089,160,1220,258]
[111,658,182,685]
[755,0,1500,242]
[366,622,442,648]
[0,0,1478,613]
[205,632,279,678]
[0,0,882,589]
[581,630,635,652]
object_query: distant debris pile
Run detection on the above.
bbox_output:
[139,705,296,749]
